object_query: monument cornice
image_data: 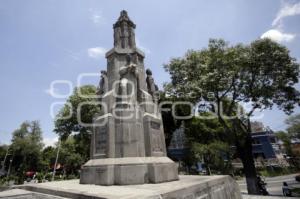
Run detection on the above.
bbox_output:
[105,47,145,58]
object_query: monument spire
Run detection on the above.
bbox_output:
[113,10,136,49]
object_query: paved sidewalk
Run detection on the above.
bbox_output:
[242,194,287,199]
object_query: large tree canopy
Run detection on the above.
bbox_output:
[165,38,299,113]
[9,121,44,183]
[164,38,300,194]
[185,115,232,175]
[54,85,100,160]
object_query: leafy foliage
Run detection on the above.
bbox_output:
[58,136,85,176]
[54,85,100,160]
[191,141,230,174]
[41,146,57,172]
[275,131,293,156]
[165,38,299,114]
[185,114,230,144]
[9,121,44,183]
[164,38,300,194]
[184,115,233,174]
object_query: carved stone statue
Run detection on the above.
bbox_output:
[129,27,135,48]
[114,27,122,47]
[96,70,107,96]
[113,10,136,49]
[119,54,139,103]
[122,23,130,48]
[146,69,158,102]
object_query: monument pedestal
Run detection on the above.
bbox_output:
[18,175,242,199]
[80,157,178,185]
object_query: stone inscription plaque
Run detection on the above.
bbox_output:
[95,126,107,155]
[152,133,163,152]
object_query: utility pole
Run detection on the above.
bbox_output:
[1,147,9,171]
[52,139,61,181]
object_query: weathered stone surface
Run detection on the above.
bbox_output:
[80,10,178,185]
[19,175,242,199]
[148,163,178,183]
[80,157,178,185]
[0,189,67,199]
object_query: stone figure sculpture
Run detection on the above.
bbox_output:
[146,69,159,102]
[96,70,108,96]
[129,27,136,48]
[119,54,139,103]
[113,10,136,49]
[113,27,122,48]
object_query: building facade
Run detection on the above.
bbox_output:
[251,130,278,159]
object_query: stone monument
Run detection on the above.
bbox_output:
[80,10,179,185]
[14,11,242,199]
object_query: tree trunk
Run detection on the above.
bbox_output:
[236,132,260,195]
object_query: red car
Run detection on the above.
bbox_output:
[25,171,36,181]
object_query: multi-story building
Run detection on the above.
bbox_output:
[251,130,278,159]
[250,121,286,161]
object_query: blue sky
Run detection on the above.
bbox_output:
[0,0,300,146]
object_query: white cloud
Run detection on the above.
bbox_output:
[88,8,105,25]
[63,49,81,61]
[272,1,300,26]
[261,29,295,42]
[44,87,58,96]
[92,14,103,24]
[87,47,107,59]
[261,1,299,43]
[43,136,58,147]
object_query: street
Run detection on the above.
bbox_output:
[237,174,300,197]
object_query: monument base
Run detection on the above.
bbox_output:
[16,175,242,199]
[80,157,179,185]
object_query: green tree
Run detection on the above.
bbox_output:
[41,146,57,173]
[54,85,100,161]
[10,121,44,183]
[0,145,9,171]
[185,115,232,175]
[164,38,300,194]
[275,131,292,156]
[191,141,230,175]
[58,136,84,177]
[286,114,300,139]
